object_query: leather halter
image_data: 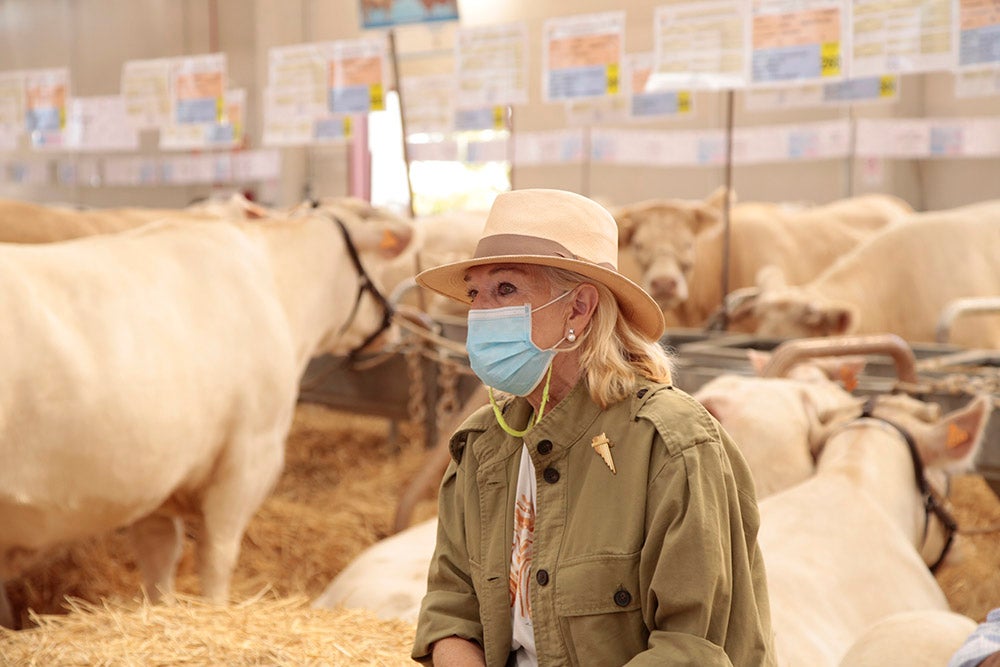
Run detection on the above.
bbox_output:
[858,396,958,573]
[311,204,395,362]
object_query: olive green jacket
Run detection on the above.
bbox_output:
[412,378,776,666]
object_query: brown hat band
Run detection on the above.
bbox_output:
[474,233,617,271]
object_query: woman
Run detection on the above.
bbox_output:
[411,189,775,666]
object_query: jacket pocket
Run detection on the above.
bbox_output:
[556,553,646,666]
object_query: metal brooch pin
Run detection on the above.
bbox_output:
[591,432,616,474]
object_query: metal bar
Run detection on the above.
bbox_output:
[760,333,918,383]
[388,28,417,219]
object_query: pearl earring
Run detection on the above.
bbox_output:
[567,328,577,342]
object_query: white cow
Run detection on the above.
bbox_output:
[729,200,1000,349]
[760,393,992,666]
[312,516,438,624]
[838,609,977,667]
[613,191,912,326]
[0,211,413,628]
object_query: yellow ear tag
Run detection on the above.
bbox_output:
[379,229,398,251]
[946,423,969,450]
[591,433,616,474]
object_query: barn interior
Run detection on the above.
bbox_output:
[1,1,999,665]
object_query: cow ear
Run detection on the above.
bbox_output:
[613,207,636,247]
[746,349,771,374]
[704,186,735,210]
[726,287,760,325]
[812,302,857,335]
[926,395,992,469]
[351,220,414,259]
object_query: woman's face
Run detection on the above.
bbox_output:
[463,263,570,349]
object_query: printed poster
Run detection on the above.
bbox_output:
[750,0,845,85]
[359,0,459,30]
[626,52,694,119]
[455,22,529,108]
[25,68,70,149]
[542,12,625,101]
[171,53,227,125]
[651,0,750,90]
[958,0,1000,68]
[850,0,955,76]
[121,58,173,129]
[324,38,387,114]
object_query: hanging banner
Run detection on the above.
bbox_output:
[55,158,101,186]
[750,0,845,86]
[25,68,70,149]
[958,0,1000,68]
[651,0,750,91]
[455,22,529,108]
[856,116,1000,157]
[542,12,625,102]
[513,129,586,164]
[63,95,139,152]
[231,149,282,182]
[626,52,694,119]
[103,156,160,185]
[744,75,899,109]
[850,0,955,76]
[325,38,387,114]
[359,0,459,30]
[121,58,173,129]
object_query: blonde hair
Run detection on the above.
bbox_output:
[542,267,674,408]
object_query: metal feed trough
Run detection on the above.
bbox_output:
[755,335,1000,500]
[298,301,482,451]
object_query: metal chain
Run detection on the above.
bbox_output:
[404,343,428,449]
[436,351,460,429]
[894,369,1000,409]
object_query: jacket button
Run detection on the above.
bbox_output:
[537,439,553,455]
[536,569,549,586]
[613,589,632,607]
[543,467,560,484]
[636,388,647,398]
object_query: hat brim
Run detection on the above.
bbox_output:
[415,254,666,342]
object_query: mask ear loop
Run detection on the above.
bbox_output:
[489,364,554,438]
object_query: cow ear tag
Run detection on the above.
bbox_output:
[838,365,858,392]
[591,433,616,474]
[379,229,399,251]
[946,423,969,450]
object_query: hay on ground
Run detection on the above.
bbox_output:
[0,591,415,666]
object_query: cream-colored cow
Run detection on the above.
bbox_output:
[729,200,1000,349]
[0,193,269,245]
[613,190,912,326]
[760,394,992,666]
[838,609,977,667]
[0,211,413,628]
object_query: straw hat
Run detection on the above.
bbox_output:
[415,188,665,341]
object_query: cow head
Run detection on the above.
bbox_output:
[728,265,859,338]
[613,187,729,311]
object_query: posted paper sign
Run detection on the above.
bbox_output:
[455,22,529,108]
[744,75,899,109]
[172,53,226,125]
[542,12,625,101]
[651,1,750,90]
[0,71,26,131]
[850,0,955,76]
[955,67,1000,96]
[958,0,1000,68]
[121,58,173,129]
[25,68,70,148]
[324,38,387,114]
[400,74,456,135]
[63,95,139,152]
[750,0,845,85]
[627,52,694,119]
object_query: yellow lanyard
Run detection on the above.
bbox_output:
[489,364,553,438]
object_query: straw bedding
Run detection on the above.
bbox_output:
[2,400,999,662]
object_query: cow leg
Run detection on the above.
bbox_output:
[130,513,184,603]
[196,437,284,603]
[0,580,15,629]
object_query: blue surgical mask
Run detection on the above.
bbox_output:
[466,291,571,396]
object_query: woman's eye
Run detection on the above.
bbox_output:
[466,289,478,301]
[497,282,516,296]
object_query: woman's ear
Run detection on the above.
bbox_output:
[568,283,600,327]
